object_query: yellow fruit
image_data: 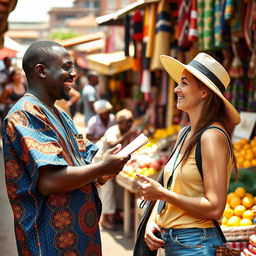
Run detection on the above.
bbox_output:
[223,208,234,219]
[242,210,255,220]
[233,205,246,217]
[242,196,254,208]
[239,219,253,226]
[234,187,246,198]
[229,196,242,209]
[243,160,252,168]
[227,216,241,227]
[225,203,230,209]
[251,159,256,166]
[221,216,228,225]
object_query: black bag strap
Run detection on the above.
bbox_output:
[195,126,232,244]
[139,125,191,209]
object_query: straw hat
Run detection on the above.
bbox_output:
[160,53,240,125]
[94,99,112,114]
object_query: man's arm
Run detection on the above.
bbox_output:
[38,146,130,195]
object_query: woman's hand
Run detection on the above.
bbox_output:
[144,221,165,251]
[136,174,165,201]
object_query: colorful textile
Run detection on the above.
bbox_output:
[203,0,214,50]
[177,0,192,49]
[197,0,204,50]
[2,93,102,256]
[214,0,223,48]
[151,0,172,70]
[188,0,198,41]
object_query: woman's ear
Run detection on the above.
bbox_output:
[201,89,209,101]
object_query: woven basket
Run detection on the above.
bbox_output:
[221,225,256,241]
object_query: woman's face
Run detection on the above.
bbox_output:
[174,70,207,112]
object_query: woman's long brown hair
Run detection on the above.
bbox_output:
[180,77,238,178]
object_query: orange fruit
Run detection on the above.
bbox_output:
[227,216,241,227]
[234,187,246,198]
[229,196,242,209]
[233,205,246,217]
[245,193,253,198]
[245,153,254,161]
[239,219,253,226]
[253,196,256,205]
[243,160,252,168]
[251,159,256,166]
[242,210,255,220]
[227,192,236,203]
[242,196,254,209]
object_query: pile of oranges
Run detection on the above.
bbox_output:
[222,187,256,227]
[234,137,256,168]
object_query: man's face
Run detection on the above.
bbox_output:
[44,46,77,101]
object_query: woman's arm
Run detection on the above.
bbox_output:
[137,129,230,220]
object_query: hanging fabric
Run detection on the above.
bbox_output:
[151,0,172,70]
[124,14,131,57]
[203,0,214,50]
[177,0,192,49]
[197,0,204,50]
[141,6,151,99]
[188,0,198,42]
[214,0,223,48]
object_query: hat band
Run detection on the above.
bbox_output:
[188,60,226,94]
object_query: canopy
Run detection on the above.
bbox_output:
[96,0,159,25]
[86,51,132,75]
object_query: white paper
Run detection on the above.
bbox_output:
[116,133,149,156]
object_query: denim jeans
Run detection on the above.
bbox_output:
[160,227,223,256]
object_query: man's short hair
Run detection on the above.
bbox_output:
[22,40,63,77]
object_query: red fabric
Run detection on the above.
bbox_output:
[227,241,249,251]
[188,0,198,41]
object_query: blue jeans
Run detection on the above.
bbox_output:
[160,227,223,256]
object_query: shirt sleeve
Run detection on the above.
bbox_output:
[3,110,68,175]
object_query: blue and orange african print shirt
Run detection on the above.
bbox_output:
[2,93,102,256]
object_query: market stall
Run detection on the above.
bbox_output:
[94,0,256,247]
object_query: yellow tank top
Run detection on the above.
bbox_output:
[156,143,233,229]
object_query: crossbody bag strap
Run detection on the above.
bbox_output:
[139,125,191,209]
[195,126,231,244]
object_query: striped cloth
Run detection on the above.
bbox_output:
[203,0,214,50]
[188,0,198,41]
[226,241,249,252]
[197,0,204,49]
[177,0,192,49]
[214,0,223,48]
[150,0,172,70]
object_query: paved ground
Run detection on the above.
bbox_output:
[0,151,134,256]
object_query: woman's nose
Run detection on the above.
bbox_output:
[174,84,180,93]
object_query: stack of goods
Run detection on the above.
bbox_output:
[221,187,256,251]
[234,137,256,168]
[241,234,256,256]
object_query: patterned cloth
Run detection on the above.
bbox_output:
[226,241,249,252]
[2,93,102,256]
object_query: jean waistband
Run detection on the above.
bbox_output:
[160,227,217,235]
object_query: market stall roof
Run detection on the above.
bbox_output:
[60,32,104,48]
[86,51,132,75]
[73,39,104,53]
[68,16,98,28]
[96,0,159,25]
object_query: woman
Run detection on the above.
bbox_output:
[0,68,27,117]
[136,53,240,256]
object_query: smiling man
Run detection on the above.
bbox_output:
[2,40,130,256]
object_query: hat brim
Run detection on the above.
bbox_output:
[160,55,241,125]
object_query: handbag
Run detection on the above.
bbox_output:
[133,127,191,256]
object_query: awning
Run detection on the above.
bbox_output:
[96,0,159,25]
[73,39,104,53]
[86,51,132,75]
[0,36,26,59]
[60,32,104,48]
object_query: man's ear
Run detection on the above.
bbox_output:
[35,64,46,78]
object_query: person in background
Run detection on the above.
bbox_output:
[2,40,130,256]
[95,109,139,230]
[135,53,241,256]
[55,87,80,118]
[0,57,13,86]
[0,68,27,118]
[82,71,99,125]
[86,99,116,144]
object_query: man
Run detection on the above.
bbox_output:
[86,99,116,143]
[2,41,130,256]
[95,109,138,230]
[82,71,99,125]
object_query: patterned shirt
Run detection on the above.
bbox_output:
[2,93,102,256]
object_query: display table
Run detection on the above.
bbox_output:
[116,171,159,237]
